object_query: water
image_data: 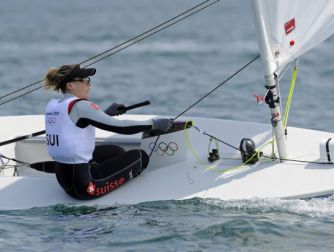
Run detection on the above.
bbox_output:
[1,0,334,250]
[1,198,334,251]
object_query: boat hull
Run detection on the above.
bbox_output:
[1,114,334,210]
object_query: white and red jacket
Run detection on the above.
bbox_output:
[45,94,153,164]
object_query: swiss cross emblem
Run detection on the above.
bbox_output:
[90,102,100,110]
[86,182,96,195]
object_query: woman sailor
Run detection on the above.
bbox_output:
[43,64,171,199]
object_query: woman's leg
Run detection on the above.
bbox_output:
[92,149,149,180]
[55,150,149,200]
[92,144,125,163]
[55,162,93,200]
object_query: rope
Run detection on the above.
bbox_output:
[0,0,222,106]
[187,124,274,173]
[0,86,42,106]
[0,154,31,167]
[282,64,298,129]
[184,120,271,173]
[261,152,334,165]
[82,0,222,67]
[174,54,260,119]
[186,122,333,174]
[184,121,221,170]
[148,54,260,159]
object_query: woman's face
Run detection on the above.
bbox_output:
[66,77,91,99]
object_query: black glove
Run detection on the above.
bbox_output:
[152,118,173,132]
[105,103,126,116]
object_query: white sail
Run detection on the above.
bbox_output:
[253,0,334,73]
[252,0,334,160]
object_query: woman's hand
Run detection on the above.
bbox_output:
[105,103,126,116]
[152,118,173,132]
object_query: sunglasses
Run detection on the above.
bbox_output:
[72,77,91,84]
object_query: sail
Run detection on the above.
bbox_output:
[251,0,334,159]
[252,0,334,74]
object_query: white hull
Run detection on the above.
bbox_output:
[1,115,334,210]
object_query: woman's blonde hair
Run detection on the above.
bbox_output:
[43,64,77,93]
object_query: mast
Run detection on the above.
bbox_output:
[252,0,287,159]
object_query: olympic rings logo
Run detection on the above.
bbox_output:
[149,141,178,156]
[46,116,57,126]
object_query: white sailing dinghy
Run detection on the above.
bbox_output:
[1,0,334,210]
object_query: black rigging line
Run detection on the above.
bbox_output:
[81,0,221,67]
[263,155,333,165]
[174,54,260,120]
[0,0,221,106]
[196,127,240,151]
[0,81,42,106]
[149,54,260,158]
[148,54,259,158]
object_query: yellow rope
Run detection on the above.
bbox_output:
[283,66,298,128]
[217,138,275,174]
[184,121,276,174]
[184,121,221,170]
[183,64,298,173]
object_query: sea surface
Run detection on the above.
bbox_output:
[1,0,334,251]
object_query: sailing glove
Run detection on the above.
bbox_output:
[105,103,126,116]
[152,118,173,132]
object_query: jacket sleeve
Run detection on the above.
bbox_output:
[69,100,153,134]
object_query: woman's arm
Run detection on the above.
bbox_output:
[69,100,153,134]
